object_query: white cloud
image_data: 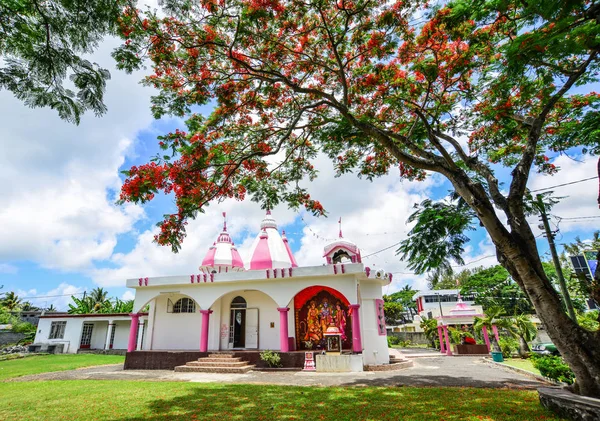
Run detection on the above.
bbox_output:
[121,290,135,301]
[0,36,152,272]
[16,283,84,312]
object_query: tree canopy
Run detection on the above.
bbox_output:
[115,0,600,397]
[0,0,128,123]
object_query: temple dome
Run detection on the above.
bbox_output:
[323,220,362,264]
[200,213,245,274]
[246,210,298,270]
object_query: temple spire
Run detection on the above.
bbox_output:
[338,217,343,238]
[222,212,227,232]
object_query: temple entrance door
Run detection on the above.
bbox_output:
[229,309,246,348]
[245,308,259,349]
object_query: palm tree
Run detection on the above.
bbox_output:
[420,317,439,349]
[473,306,515,353]
[112,299,134,313]
[1,292,22,311]
[46,304,57,312]
[89,288,108,312]
[511,314,537,357]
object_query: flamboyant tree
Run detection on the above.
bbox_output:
[115,0,600,396]
[0,0,129,123]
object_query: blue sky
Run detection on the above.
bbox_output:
[0,35,598,311]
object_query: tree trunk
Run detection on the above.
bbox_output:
[448,176,600,397]
[490,219,600,397]
[518,335,530,358]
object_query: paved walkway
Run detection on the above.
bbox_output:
[7,356,549,389]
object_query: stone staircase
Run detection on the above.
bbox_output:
[174,353,255,374]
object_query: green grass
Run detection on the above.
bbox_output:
[0,381,564,420]
[502,358,541,376]
[0,354,124,381]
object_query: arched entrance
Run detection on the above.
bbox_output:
[293,286,352,352]
[229,296,256,349]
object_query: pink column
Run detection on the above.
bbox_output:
[127,313,140,352]
[349,304,362,353]
[437,326,445,353]
[482,326,491,352]
[199,310,212,352]
[277,307,290,352]
[443,325,453,356]
[492,325,500,344]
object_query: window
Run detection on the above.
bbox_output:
[169,298,196,313]
[231,296,247,309]
[49,321,66,339]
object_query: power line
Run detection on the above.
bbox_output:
[529,176,598,193]
[362,241,403,258]
[556,215,600,220]
[18,292,86,300]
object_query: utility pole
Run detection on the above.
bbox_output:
[536,194,578,323]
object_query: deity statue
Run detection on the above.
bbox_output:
[303,300,321,342]
[319,298,333,334]
[334,301,347,341]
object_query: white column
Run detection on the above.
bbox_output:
[104,322,114,350]
[136,319,145,351]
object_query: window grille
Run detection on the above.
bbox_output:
[49,321,66,339]
[170,298,196,313]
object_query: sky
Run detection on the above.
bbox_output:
[1,33,599,312]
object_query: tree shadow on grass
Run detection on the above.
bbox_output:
[113,384,562,421]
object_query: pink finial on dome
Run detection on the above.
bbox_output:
[266,208,271,215]
[338,217,343,238]
[222,212,227,231]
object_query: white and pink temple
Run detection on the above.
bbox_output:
[34,211,392,369]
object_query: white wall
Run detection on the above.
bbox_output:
[113,322,130,349]
[89,322,108,350]
[359,281,390,365]
[151,294,201,350]
[35,318,84,354]
[217,290,280,351]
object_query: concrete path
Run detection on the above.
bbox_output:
[7,356,549,389]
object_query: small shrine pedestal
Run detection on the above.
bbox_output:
[315,354,364,372]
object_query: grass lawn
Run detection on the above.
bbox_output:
[0,381,564,421]
[0,354,124,381]
[502,358,541,376]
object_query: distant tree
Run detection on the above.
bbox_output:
[45,304,57,312]
[382,296,404,326]
[510,314,537,357]
[0,0,129,123]
[387,285,418,319]
[89,288,109,312]
[112,299,134,314]
[20,301,40,311]
[473,306,516,353]
[1,292,22,311]
[419,317,439,349]
[67,296,95,314]
[460,265,535,315]
[430,267,476,291]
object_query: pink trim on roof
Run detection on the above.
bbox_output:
[282,231,298,267]
[231,248,244,268]
[250,230,273,269]
[201,246,217,267]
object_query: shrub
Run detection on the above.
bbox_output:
[399,339,412,347]
[498,337,519,358]
[531,355,575,384]
[259,350,282,368]
[387,335,401,346]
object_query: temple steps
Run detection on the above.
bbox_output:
[174,353,255,373]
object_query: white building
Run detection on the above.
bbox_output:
[34,211,392,367]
